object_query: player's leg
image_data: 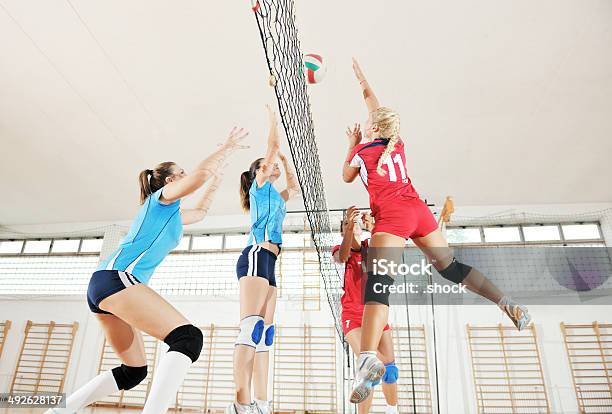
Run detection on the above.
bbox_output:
[231,276,269,409]
[48,314,148,414]
[412,225,532,330]
[377,329,398,413]
[345,327,375,414]
[352,231,404,403]
[98,284,203,414]
[253,284,277,414]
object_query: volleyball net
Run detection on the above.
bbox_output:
[250,0,345,340]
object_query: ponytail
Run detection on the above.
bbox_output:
[240,158,263,211]
[138,169,153,204]
[138,162,176,204]
[372,107,401,176]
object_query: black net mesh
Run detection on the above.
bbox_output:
[250,0,344,341]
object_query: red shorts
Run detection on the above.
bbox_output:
[372,197,438,239]
[342,313,391,336]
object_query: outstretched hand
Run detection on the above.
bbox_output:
[224,127,249,151]
[266,104,278,125]
[361,212,374,232]
[211,163,228,182]
[346,123,362,147]
[345,206,361,233]
[352,57,365,82]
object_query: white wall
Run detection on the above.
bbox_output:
[0,294,337,406]
[1,201,611,413]
[1,296,610,414]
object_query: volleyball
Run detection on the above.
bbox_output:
[303,53,326,84]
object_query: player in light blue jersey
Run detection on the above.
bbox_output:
[48,127,248,414]
[227,106,300,414]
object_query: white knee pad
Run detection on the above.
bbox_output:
[235,315,265,348]
[256,324,275,353]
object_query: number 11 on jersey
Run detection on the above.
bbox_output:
[384,153,407,182]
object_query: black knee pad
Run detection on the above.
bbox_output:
[364,272,395,306]
[111,364,147,390]
[438,258,472,284]
[164,324,203,363]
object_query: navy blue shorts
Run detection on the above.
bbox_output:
[236,245,278,287]
[87,270,142,314]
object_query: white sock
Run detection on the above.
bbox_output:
[358,351,377,360]
[255,399,268,406]
[142,351,192,414]
[255,399,270,410]
[63,370,119,412]
[385,404,399,414]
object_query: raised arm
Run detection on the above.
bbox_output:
[352,58,381,113]
[342,123,362,183]
[162,127,248,203]
[180,170,224,225]
[256,105,281,187]
[279,151,301,201]
[334,206,362,263]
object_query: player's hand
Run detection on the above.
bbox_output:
[352,58,366,82]
[266,104,278,125]
[211,163,227,182]
[346,206,360,231]
[346,123,362,147]
[224,127,249,151]
[362,212,374,232]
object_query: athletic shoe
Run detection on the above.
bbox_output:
[499,296,532,330]
[255,399,272,414]
[350,352,385,403]
[385,405,399,414]
[43,409,74,414]
[225,402,262,414]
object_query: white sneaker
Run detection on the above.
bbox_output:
[385,404,399,414]
[499,297,532,331]
[255,399,272,414]
[255,400,274,414]
[226,402,262,414]
[350,352,385,403]
[43,409,74,414]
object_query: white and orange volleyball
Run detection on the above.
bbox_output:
[303,53,327,84]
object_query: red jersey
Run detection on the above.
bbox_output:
[332,239,369,317]
[347,138,419,212]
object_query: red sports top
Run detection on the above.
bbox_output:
[346,138,419,210]
[332,239,369,316]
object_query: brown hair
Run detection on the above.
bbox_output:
[372,107,401,176]
[240,158,263,211]
[138,161,176,204]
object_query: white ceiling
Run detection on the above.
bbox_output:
[1,0,611,225]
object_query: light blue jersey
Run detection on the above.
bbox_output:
[98,188,182,284]
[247,180,286,245]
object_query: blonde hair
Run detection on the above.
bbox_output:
[372,107,401,176]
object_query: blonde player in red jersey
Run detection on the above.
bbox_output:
[343,58,532,403]
[333,207,398,414]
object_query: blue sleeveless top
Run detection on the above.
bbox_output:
[247,180,286,245]
[97,188,183,283]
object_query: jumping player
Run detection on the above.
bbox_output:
[227,105,300,414]
[46,127,249,414]
[333,207,399,414]
[343,58,532,403]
